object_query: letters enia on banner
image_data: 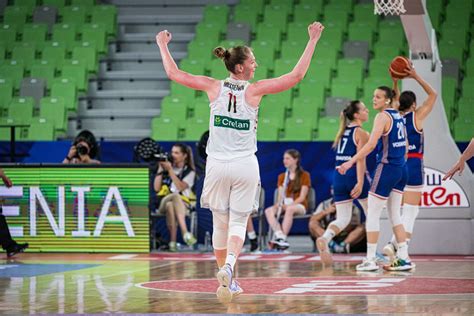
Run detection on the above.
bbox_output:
[0,186,135,237]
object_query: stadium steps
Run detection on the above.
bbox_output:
[71,0,238,141]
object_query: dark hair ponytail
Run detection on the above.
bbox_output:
[399,91,417,112]
[333,100,361,149]
[213,45,252,75]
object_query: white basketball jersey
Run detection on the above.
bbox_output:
[206,78,258,160]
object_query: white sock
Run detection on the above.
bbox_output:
[397,242,409,260]
[275,230,286,240]
[225,252,237,270]
[322,228,336,242]
[247,231,256,240]
[367,243,377,260]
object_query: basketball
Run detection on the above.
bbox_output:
[389,56,412,79]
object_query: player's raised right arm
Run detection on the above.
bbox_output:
[409,68,438,122]
[156,30,219,95]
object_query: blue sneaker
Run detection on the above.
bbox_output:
[383,257,414,271]
[375,252,389,264]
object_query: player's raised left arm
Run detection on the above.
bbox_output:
[247,22,324,98]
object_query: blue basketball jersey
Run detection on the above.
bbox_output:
[404,111,424,155]
[335,125,360,174]
[334,125,370,202]
[376,108,407,166]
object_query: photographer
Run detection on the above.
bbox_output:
[154,143,197,251]
[63,130,100,164]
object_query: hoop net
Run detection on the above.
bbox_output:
[374,0,406,15]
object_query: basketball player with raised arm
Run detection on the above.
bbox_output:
[156,22,324,302]
[338,86,413,271]
[383,67,437,261]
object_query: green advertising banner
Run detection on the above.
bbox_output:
[0,165,150,253]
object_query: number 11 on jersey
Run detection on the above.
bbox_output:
[228,93,237,113]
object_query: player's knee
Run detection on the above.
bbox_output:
[334,216,351,231]
[212,212,229,249]
[388,208,402,226]
[228,212,250,239]
[212,212,229,230]
[366,195,385,232]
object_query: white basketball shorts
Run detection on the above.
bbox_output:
[201,154,261,214]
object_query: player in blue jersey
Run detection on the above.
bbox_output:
[316,100,370,265]
[383,68,437,261]
[338,86,413,271]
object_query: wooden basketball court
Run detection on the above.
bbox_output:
[1,252,473,314]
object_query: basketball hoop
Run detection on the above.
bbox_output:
[374,0,406,15]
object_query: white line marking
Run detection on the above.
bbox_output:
[240,255,262,260]
[109,254,138,260]
[280,255,305,260]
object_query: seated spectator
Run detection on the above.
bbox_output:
[309,191,366,254]
[154,143,197,251]
[63,130,100,164]
[265,149,311,250]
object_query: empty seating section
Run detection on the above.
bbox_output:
[435,0,474,141]
[0,0,117,141]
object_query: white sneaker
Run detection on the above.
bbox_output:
[383,242,397,262]
[356,258,379,271]
[269,238,289,250]
[316,237,333,265]
[216,280,243,303]
[216,264,233,302]
[217,264,232,287]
